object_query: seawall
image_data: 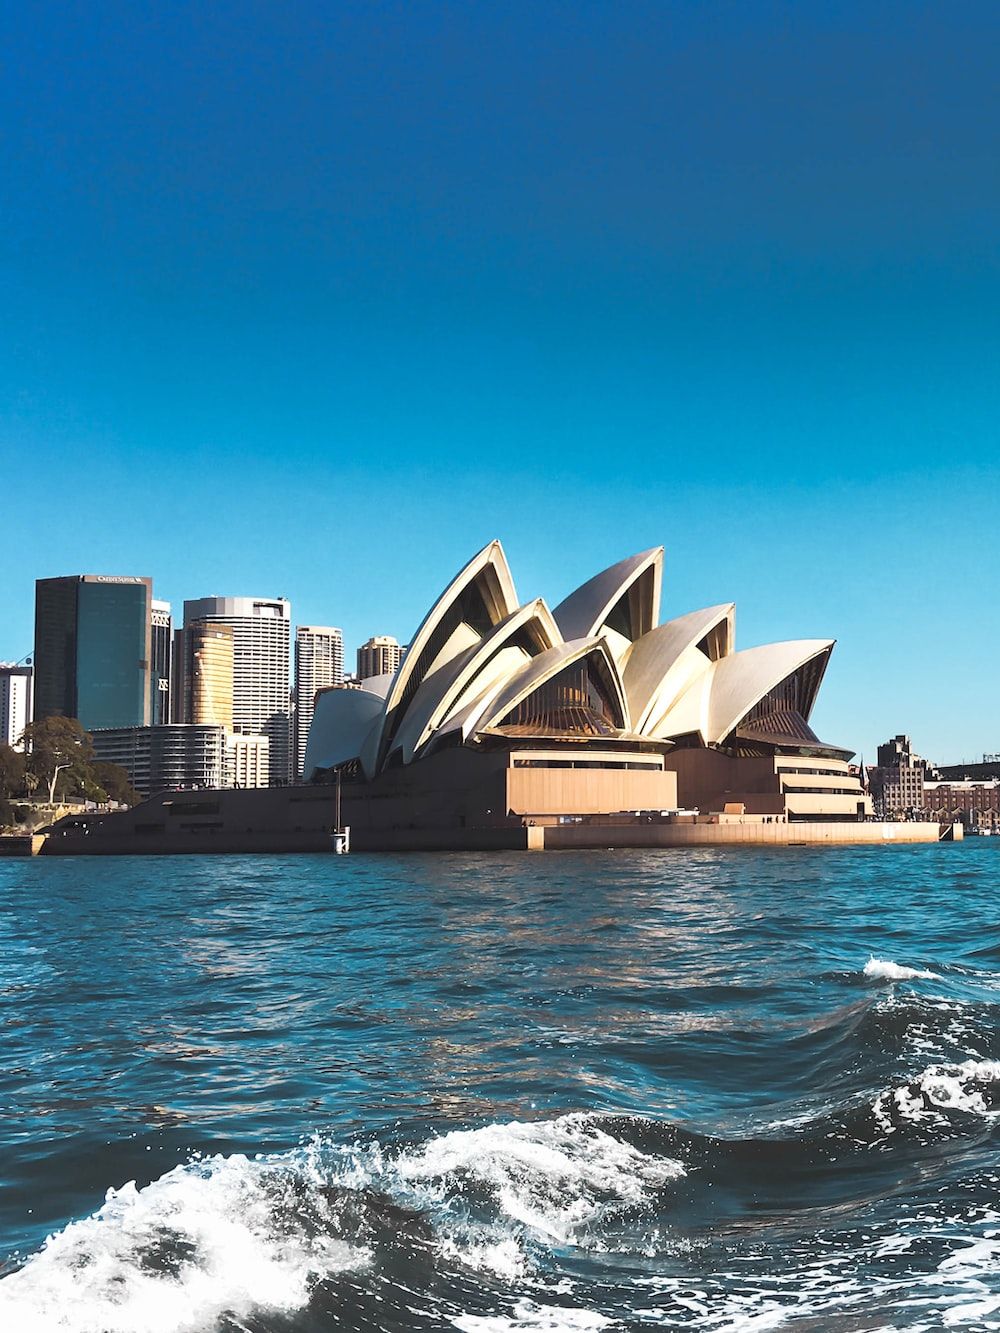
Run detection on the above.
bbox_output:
[36,820,962,855]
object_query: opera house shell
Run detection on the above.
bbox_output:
[304,542,871,829]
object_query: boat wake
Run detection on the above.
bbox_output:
[2,1083,999,1333]
[0,1114,683,1333]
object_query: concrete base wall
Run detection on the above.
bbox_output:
[38,819,961,856]
[35,753,960,856]
[351,826,535,853]
[540,820,960,850]
[0,834,50,857]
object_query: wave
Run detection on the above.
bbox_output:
[864,957,940,981]
[395,1113,683,1248]
[3,1077,998,1333]
[5,1094,1000,1333]
[0,1114,683,1333]
[0,1149,369,1333]
[755,1057,1000,1159]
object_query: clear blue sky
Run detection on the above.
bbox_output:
[2,1,998,763]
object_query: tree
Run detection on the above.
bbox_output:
[90,761,140,807]
[0,744,25,799]
[22,717,95,803]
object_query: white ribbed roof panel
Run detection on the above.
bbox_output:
[303,686,386,780]
[370,540,519,772]
[473,636,629,736]
[706,640,834,743]
[552,548,663,651]
[623,603,735,735]
[392,598,563,763]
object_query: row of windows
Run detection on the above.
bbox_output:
[775,765,849,777]
[512,759,662,770]
[784,786,864,796]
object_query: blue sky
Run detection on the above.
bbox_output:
[2,1,997,763]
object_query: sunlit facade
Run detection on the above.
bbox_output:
[0,664,33,750]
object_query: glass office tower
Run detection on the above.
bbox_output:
[34,575,153,730]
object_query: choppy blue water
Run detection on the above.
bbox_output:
[1,844,998,1331]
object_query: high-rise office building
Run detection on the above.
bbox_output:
[356,635,403,681]
[191,623,234,727]
[0,664,33,749]
[34,575,152,730]
[294,626,344,778]
[150,600,172,725]
[174,623,235,728]
[183,597,291,785]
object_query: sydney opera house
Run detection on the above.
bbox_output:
[45,538,971,854]
[300,540,874,842]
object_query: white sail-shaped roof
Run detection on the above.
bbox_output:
[707,639,833,743]
[471,637,629,736]
[302,685,387,780]
[644,660,714,743]
[623,603,735,736]
[366,540,519,773]
[552,548,663,664]
[649,638,834,745]
[391,599,563,763]
[300,537,852,781]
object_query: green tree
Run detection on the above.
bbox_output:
[0,744,26,799]
[22,717,95,803]
[90,761,140,807]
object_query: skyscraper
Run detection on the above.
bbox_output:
[173,623,235,728]
[294,626,344,778]
[0,664,33,749]
[356,635,403,681]
[150,600,172,725]
[190,623,235,729]
[34,575,152,730]
[182,597,291,785]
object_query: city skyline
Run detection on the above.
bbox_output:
[2,2,998,764]
[0,576,393,687]
[2,553,995,773]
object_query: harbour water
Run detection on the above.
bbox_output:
[0,844,998,1331]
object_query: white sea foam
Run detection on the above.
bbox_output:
[864,957,940,981]
[634,1217,1000,1331]
[0,1113,683,1329]
[935,1234,1000,1326]
[0,1150,367,1333]
[872,1058,1000,1133]
[452,1298,612,1331]
[396,1113,684,1247]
